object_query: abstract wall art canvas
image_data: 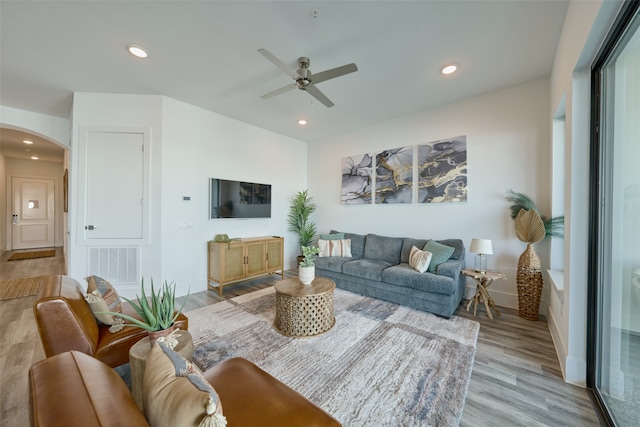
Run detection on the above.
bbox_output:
[375,147,413,204]
[417,135,467,203]
[341,154,373,204]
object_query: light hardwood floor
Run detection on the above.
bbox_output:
[0,249,601,426]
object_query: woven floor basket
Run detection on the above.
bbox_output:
[516,243,544,321]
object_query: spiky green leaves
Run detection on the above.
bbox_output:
[506,190,564,239]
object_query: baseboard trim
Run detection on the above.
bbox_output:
[547,306,568,381]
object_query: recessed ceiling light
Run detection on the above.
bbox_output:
[297,119,308,126]
[23,140,34,144]
[30,156,39,160]
[441,64,458,75]
[127,44,148,58]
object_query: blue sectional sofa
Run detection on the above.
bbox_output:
[313,231,466,318]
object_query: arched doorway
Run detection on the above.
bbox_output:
[0,127,68,253]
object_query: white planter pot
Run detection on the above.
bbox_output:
[299,266,315,285]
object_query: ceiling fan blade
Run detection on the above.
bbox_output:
[312,63,358,84]
[306,85,334,108]
[258,48,299,80]
[261,83,296,99]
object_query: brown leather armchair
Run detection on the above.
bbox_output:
[29,351,342,427]
[33,275,188,368]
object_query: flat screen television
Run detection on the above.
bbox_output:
[209,178,272,219]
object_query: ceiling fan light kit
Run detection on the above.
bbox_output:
[258,48,358,108]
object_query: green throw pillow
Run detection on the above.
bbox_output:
[319,232,345,241]
[424,240,455,273]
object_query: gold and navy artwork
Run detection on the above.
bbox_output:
[341,135,467,205]
[418,136,467,203]
[375,147,413,204]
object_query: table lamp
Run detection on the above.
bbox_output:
[470,238,492,274]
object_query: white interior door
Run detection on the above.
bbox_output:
[11,177,55,249]
[83,131,144,240]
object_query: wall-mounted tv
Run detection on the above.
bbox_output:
[209,178,272,219]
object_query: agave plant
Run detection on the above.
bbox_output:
[506,190,564,239]
[104,278,189,332]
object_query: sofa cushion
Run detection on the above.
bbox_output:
[401,238,429,263]
[342,258,392,281]
[318,239,352,257]
[331,230,366,258]
[144,342,225,427]
[363,234,402,264]
[382,264,456,295]
[424,240,455,273]
[408,246,432,273]
[313,256,352,274]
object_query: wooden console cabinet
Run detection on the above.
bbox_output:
[208,236,284,295]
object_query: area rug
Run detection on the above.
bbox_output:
[0,276,46,300]
[186,287,480,426]
[8,250,56,261]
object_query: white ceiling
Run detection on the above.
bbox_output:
[0,0,569,162]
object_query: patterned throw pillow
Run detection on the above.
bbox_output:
[84,275,123,329]
[86,275,123,313]
[408,246,433,273]
[423,240,455,273]
[144,342,226,427]
[318,239,352,257]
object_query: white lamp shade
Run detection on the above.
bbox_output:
[470,238,493,255]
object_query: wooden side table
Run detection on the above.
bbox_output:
[462,268,505,319]
[129,330,194,411]
[274,276,335,338]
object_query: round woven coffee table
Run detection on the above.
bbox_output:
[273,276,335,338]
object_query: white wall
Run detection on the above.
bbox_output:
[69,93,307,298]
[159,97,307,296]
[309,78,552,311]
[548,0,623,386]
[69,93,164,292]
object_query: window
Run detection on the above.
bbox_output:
[588,2,640,425]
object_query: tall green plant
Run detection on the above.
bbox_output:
[103,278,189,332]
[287,189,317,251]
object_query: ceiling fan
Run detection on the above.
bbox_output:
[258,48,358,108]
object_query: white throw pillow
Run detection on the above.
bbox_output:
[409,246,433,273]
[318,239,352,257]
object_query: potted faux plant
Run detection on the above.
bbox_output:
[104,278,189,345]
[287,189,317,264]
[506,190,564,320]
[298,245,319,285]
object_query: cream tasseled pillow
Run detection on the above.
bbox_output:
[408,245,433,273]
[144,342,227,427]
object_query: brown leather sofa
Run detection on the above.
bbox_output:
[29,350,342,427]
[33,275,188,368]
